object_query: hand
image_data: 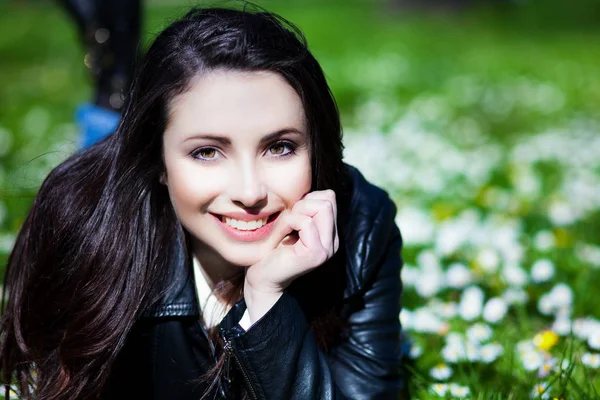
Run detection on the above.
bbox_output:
[242,189,339,325]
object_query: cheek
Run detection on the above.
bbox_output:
[265,156,312,203]
[164,158,221,214]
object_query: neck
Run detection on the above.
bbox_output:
[191,238,239,291]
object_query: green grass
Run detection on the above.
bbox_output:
[1,1,600,398]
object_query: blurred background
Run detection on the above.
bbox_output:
[1,0,599,398]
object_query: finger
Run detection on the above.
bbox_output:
[302,189,336,201]
[302,190,337,222]
[285,213,328,265]
[285,213,321,250]
[302,191,338,250]
[292,199,334,220]
[292,199,335,252]
[293,196,336,218]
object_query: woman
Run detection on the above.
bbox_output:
[0,6,407,400]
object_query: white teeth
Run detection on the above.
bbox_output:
[222,216,268,231]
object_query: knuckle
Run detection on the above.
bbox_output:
[292,200,304,212]
[302,215,313,228]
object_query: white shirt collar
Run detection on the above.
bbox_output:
[192,256,228,328]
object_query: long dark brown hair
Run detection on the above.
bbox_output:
[0,5,350,399]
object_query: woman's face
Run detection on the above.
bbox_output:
[162,70,312,268]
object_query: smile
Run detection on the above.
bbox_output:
[211,212,281,242]
[220,216,269,231]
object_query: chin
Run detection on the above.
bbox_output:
[221,250,263,267]
[215,235,281,267]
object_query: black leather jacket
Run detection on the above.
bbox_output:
[105,164,406,399]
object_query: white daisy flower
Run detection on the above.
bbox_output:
[409,343,423,359]
[395,207,435,246]
[449,383,471,398]
[446,262,472,289]
[430,383,448,396]
[480,342,504,363]
[400,309,413,330]
[512,164,540,198]
[445,331,465,344]
[0,233,16,254]
[417,250,442,270]
[533,231,555,251]
[476,248,500,273]
[577,243,600,268]
[435,219,471,256]
[552,318,572,336]
[442,342,466,363]
[401,265,421,288]
[554,305,572,319]
[531,259,555,283]
[517,340,536,354]
[588,330,600,350]
[502,264,528,287]
[502,287,528,305]
[531,382,550,399]
[430,363,453,380]
[537,294,555,316]
[483,297,508,324]
[415,270,444,298]
[459,286,484,321]
[522,350,544,371]
[582,353,600,368]
[548,200,577,226]
[433,301,458,319]
[572,318,595,340]
[465,342,481,362]
[412,308,447,334]
[537,358,556,378]
[548,283,573,308]
[466,323,493,343]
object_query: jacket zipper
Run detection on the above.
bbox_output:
[196,321,229,398]
[223,340,259,400]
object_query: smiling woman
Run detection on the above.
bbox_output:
[163,70,312,269]
[0,6,407,400]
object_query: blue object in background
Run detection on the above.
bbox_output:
[76,103,120,148]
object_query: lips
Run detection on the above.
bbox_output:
[210,211,281,242]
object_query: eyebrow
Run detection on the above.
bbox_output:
[183,128,305,145]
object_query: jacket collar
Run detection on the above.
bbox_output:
[142,163,388,319]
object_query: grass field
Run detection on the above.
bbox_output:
[1,0,599,398]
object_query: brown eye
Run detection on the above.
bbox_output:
[267,141,297,157]
[199,148,216,158]
[270,143,285,155]
[192,147,219,161]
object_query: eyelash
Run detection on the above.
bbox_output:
[190,140,298,162]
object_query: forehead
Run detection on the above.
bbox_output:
[165,70,307,140]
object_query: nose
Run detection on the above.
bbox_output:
[228,161,268,208]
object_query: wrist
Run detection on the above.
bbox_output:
[243,281,284,325]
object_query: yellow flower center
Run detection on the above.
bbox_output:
[533,330,559,351]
